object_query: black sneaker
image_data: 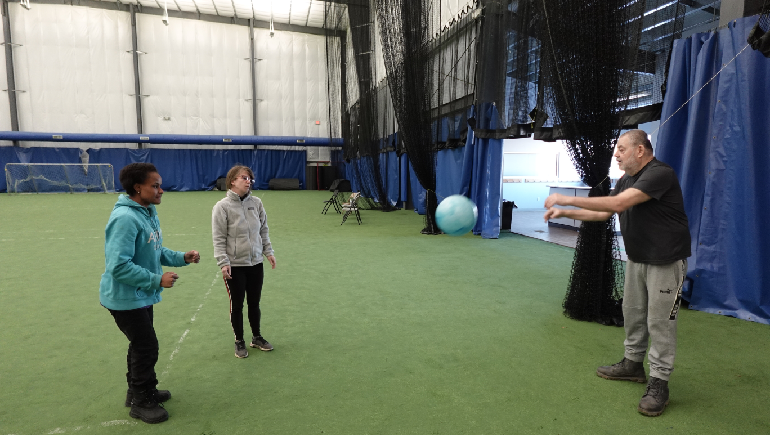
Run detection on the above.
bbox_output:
[125,388,171,407]
[596,357,647,383]
[129,391,169,424]
[235,340,249,358]
[638,377,670,417]
[250,335,274,351]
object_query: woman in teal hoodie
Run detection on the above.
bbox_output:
[100,163,200,424]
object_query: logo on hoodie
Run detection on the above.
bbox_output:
[147,228,162,249]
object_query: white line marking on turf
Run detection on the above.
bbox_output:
[100,420,136,427]
[159,275,218,378]
[168,329,189,361]
[37,420,137,434]
[24,275,218,435]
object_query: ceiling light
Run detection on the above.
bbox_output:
[270,2,275,37]
[162,0,169,26]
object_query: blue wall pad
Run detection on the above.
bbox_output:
[2,147,306,192]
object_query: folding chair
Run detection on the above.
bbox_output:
[322,189,342,214]
[341,192,361,225]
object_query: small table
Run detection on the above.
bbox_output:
[546,185,591,229]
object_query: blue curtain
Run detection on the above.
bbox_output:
[346,149,399,207]
[463,104,503,239]
[150,149,252,191]
[345,161,356,191]
[657,15,770,324]
[330,149,346,180]
[378,147,388,201]
[376,146,400,206]
[346,156,381,201]
[399,153,408,203]
[2,147,306,193]
[345,161,359,193]
[402,104,502,239]
[435,147,467,201]
[385,150,400,206]
[408,157,427,214]
[252,149,306,190]
[88,148,151,191]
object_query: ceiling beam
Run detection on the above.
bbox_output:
[320,0,368,5]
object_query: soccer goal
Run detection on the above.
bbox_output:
[5,163,115,193]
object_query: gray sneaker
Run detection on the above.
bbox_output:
[638,377,669,416]
[234,340,249,358]
[596,357,646,383]
[250,335,274,351]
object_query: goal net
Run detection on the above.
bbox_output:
[5,163,115,193]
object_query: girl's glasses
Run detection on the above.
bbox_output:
[239,175,254,184]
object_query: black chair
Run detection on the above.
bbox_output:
[322,189,342,215]
[329,179,351,192]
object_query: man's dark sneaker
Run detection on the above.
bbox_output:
[235,340,249,358]
[250,335,274,351]
[638,377,670,417]
[596,357,647,383]
[129,390,169,424]
[125,388,171,407]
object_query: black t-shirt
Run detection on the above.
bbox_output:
[610,158,691,264]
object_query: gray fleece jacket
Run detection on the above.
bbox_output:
[212,190,274,268]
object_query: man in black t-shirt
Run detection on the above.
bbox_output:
[543,130,691,417]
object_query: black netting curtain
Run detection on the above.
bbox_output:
[324,3,345,142]
[536,0,646,325]
[324,1,392,210]
[502,0,687,323]
[507,0,687,138]
[748,0,770,57]
[375,0,441,233]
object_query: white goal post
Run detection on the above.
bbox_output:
[5,163,115,194]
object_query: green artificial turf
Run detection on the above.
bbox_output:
[0,190,767,435]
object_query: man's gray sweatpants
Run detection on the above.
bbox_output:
[623,259,688,381]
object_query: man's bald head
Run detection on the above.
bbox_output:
[619,129,653,154]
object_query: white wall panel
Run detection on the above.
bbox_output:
[311,35,328,137]
[280,33,294,135]
[10,3,135,143]
[254,29,329,137]
[1,4,335,149]
[138,14,252,137]
[293,35,308,135]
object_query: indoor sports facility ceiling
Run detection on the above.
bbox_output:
[96,0,334,27]
[80,0,478,30]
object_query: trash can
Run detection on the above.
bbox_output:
[501,201,517,230]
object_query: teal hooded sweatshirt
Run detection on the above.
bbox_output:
[99,195,188,310]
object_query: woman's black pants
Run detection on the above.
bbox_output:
[225,263,264,341]
[109,305,159,394]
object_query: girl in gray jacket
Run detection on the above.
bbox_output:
[212,165,276,358]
